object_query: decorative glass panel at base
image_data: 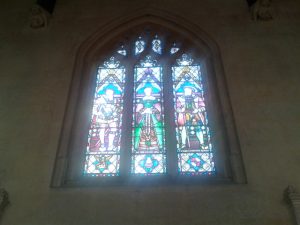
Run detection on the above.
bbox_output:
[131,56,166,175]
[84,154,120,176]
[132,154,166,175]
[84,57,125,177]
[178,153,214,175]
[172,54,215,175]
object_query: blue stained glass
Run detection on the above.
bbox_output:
[117,46,126,56]
[172,54,215,174]
[178,153,214,175]
[85,154,120,176]
[132,56,166,175]
[152,35,162,54]
[84,57,125,176]
[170,43,179,54]
[133,154,165,174]
[118,50,126,56]
[135,37,145,55]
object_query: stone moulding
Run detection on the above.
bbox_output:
[0,188,9,220]
[285,186,300,225]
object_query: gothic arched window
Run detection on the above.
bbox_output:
[51,22,246,186]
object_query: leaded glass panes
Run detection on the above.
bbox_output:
[117,45,126,56]
[84,57,125,176]
[152,35,162,54]
[83,34,217,179]
[131,56,166,175]
[170,43,179,54]
[172,54,215,175]
[135,37,145,55]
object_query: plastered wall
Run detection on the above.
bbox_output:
[0,0,300,224]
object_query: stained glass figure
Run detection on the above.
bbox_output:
[84,57,125,176]
[170,43,179,54]
[117,45,126,56]
[135,37,145,55]
[132,55,166,175]
[152,35,162,54]
[172,54,215,175]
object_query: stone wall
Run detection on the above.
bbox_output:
[0,0,300,224]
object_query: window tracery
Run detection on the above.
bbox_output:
[83,35,215,177]
[51,18,246,186]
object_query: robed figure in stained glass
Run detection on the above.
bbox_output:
[173,54,214,174]
[91,86,121,151]
[173,54,211,152]
[84,57,125,176]
[176,84,207,150]
[132,56,166,175]
[134,86,163,151]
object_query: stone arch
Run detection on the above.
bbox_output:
[75,8,220,69]
[51,9,247,187]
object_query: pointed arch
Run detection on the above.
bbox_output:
[51,9,246,187]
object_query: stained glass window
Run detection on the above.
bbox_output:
[170,43,179,54]
[82,34,217,179]
[84,57,125,176]
[135,37,145,55]
[51,24,247,188]
[131,56,166,175]
[117,45,126,56]
[172,54,215,175]
[152,35,162,54]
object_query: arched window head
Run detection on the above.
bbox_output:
[51,20,246,187]
[83,31,215,177]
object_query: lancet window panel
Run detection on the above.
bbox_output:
[84,57,125,177]
[172,54,215,175]
[131,56,166,175]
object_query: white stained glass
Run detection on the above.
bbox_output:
[135,37,145,55]
[132,154,165,174]
[152,36,162,54]
[170,47,179,54]
[170,43,179,54]
[84,57,125,177]
[117,50,126,56]
[85,155,120,175]
[178,153,214,173]
[117,45,126,56]
[176,54,193,66]
[172,54,215,175]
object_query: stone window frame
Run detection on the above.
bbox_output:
[51,10,247,187]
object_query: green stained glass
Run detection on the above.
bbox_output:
[132,154,166,174]
[84,57,125,176]
[131,56,166,175]
[172,54,215,175]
